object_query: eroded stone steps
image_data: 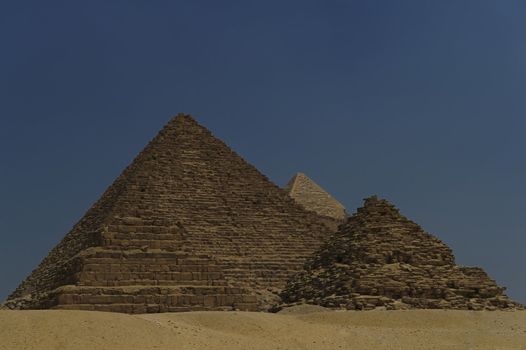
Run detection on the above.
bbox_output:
[102,231,187,250]
[80,249,214,261]
[188,237,322,248]
[50,285,258,313]
[102,242,185,250]
[106,224,184,235]
[85,280,229,287]
[75,249,228,287]
[218,256,311,265]
[78,272,227,287]
[55,304,236,313]
[82,263,222,273]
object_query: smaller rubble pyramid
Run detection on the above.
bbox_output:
[280,196,522,311]
[285,173,347,221]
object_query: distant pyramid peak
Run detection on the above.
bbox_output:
[285,172,347,221]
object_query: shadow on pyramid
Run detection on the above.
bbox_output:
[5,114,336,313]
[280,195,522,311]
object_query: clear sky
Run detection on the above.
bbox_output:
[1,1,525,304]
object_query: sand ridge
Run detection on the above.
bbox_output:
[1,309,525,350]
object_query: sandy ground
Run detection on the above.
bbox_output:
[0,308,525,350]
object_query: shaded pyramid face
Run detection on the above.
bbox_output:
[285,173,347,221]
[6,114,333,313]
[280,196,522,310]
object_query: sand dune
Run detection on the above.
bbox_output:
[1,308,525,350]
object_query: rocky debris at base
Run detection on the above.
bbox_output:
[276,303,332,314]
[2,295,40,310]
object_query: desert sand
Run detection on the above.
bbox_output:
[1,307,525,350]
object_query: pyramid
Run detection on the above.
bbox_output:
[285,173,347,221]
[280,195,522,311]
[6,114,334,313]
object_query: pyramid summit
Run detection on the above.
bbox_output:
[285,172,347,221]
[6,114,335,313]
[280,195,522,311]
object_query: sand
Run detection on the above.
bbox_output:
[1,308,525,350]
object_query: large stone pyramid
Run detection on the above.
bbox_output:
[285,172,347,221]
[280,196,522,310]
[6,114,334,313]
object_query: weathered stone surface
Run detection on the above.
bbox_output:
[279,195,522,311]
[285,172,347,221]
[6,114,335,313]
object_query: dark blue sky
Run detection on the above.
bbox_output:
[1,1,525,303]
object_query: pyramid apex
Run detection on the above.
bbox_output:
[169,113,198,124]
[362,195,399,213]
[365,194,379,201]
[363,195,397,206]
[161,113,206,136]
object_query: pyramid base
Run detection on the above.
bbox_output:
[280,264,524,311]
[297,294,522,311]
[6,285,258,313]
